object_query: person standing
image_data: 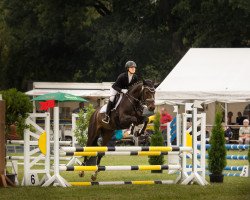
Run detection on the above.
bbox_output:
[73,102,86,113]
[160,107,172,144]
[102,61,139,123]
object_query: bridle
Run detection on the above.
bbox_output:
[125,84,155,112]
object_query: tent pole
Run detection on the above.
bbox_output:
[225,103,227,125]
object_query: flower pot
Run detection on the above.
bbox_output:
[151,170,163,173]
[6,174,16,184]
[209,174,224,183]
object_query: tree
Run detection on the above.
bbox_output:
[208,107,227,182]
[0,88,33,138]
[148,112,165,172]
[74,104,95,146]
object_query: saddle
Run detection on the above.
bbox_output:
[99,93,123,114]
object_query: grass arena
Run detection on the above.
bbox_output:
[1,104,250,200]
[2,151,250,200]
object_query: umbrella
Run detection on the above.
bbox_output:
[32,92,88,102]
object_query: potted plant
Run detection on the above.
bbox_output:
[0,88,33,139]
[208,107,227,183]
[148,112,165,173]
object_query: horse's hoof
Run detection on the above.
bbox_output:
[79,171,84,178]
[91,175,97,181]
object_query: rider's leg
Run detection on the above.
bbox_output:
[102,100,113,123]
[102,88,117,123]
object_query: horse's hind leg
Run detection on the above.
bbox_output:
[79,127,100,178]
[91,130,113,181]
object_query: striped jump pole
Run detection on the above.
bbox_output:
[61,151,169,157]
[188,154,248,160]
[7,140,72,146]
[186,165,244,171]
[6,156,71,161]
[197,144,249,150]
[59,165,181,172]
[69,180,175,186]
[205,172,242,177]
[61,146,192,153]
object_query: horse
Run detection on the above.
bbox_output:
[80,79,156,180]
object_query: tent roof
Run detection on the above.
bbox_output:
[156,48,250,103]
[26,82,113,98]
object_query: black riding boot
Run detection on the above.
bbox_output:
[102,100,113,123]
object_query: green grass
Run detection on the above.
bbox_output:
[1,151,250,200]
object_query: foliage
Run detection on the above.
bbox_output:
[208,107,227,175]
[148,112,165,166]
[0,88,33,138]
[0,0,249,91]
[74,104,95,146]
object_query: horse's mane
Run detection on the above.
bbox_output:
[128,79,154,90]
[128,81,143,90]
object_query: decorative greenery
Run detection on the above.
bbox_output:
[0,88,33,138]
[148,112,165,167]
[208,108,227,175]
[1,1,249,91]
[74,104,95,146]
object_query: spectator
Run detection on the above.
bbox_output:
[73,102,86,113]
[236,111,245,125]
[239,119,250,145]
[160,108,172,131]
[227,111,233,125]
[160,107,172,144]
[222,123,233,144]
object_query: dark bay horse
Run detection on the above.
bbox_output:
[80,80,156,180]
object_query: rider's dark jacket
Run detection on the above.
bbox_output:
[112,72,139,93]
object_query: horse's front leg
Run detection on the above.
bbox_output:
[91,132,112,181]
[120,115,137,128]
[135,116,149,137]
[91,154,103,181]
[79,156,89,177]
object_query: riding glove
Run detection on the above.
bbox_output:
[121,89,128,94]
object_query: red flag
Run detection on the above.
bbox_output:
[39,100,55,111]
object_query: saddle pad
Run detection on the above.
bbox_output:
[99,94,123,114]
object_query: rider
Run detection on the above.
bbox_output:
[102,60,139,123]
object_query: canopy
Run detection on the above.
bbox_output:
[32,92,88,102]
[156,48,250,104]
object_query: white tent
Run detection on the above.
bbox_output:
[156,48,250,103]
[156,48,250,126]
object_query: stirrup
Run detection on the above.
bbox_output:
[102,115,110,124]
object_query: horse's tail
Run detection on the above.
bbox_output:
[86,109,100,146]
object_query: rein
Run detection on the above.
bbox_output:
[125,84,155,112]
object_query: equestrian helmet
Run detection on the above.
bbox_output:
[125,61,137,70]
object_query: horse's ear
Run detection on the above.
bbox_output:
[142,79,146,85]
[154,82,160,88]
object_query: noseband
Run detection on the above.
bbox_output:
[141,85,155,105]
[125,84,155,112]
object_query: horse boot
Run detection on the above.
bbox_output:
[102,100,113,124]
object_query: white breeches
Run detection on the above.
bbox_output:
[109,88,118,102]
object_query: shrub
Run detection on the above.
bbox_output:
[148,112,165,166]
[0,88,33,138]
[74,104,95,146]
[208,108,227,175]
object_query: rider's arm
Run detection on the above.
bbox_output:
[112,73,125,92]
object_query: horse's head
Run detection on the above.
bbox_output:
[141,79,155,111]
